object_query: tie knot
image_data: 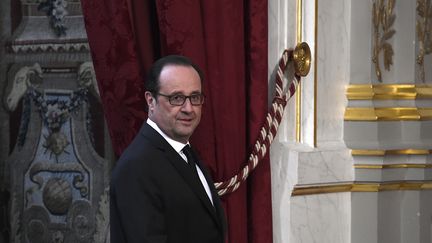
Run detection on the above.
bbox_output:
[182,144,192,153]
[182,145,196,167]
[182,145,192,157]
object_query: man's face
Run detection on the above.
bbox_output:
[146,65,202,144]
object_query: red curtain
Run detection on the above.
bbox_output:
[81,0,271,242]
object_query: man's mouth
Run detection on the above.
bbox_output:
[178,118,193,124]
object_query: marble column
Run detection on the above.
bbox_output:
[269,0,354,242]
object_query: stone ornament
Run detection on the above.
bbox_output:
[417,0,432,82]
[42,178,73,215]
[5,63,42,111]
[372,0,396,82]
[6,62,109,243]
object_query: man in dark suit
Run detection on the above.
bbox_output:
[110,55,227,243]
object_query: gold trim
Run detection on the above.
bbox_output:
[314,0,318,147]
[355,164,432,169]
[292,184,353,196]
[344,107,432,121]
[352,149,432,156]
[292,181,432,196]
[351,183,381,192]
[295,0,303,143]
[346,84,432,100]
[297,0,303,43]
[296,84,302,142]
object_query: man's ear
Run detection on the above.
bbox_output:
[145,91,155,113]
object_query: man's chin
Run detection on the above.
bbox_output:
[174,129,195,140]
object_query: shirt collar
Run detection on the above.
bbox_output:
[147,118,188,153]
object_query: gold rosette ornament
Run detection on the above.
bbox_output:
[293,42,311,77]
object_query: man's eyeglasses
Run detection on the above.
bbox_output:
[158,93,205,106]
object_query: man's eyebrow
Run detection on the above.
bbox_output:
[168,91,202,95]
[166,91,184,95]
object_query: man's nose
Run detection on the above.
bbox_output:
[181,97,194,111]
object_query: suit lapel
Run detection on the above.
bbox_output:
[164,150,220,222]
[194,157,226,232]
[140,124,222,229]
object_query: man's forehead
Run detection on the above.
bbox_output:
[159,65,201,83]
[160,64,197,74]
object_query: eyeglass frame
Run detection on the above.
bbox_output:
[156,92,205,106]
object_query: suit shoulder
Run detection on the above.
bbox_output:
[111,134,160,180]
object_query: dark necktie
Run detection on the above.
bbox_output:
[182,145,215,207]
[182,145,198,174]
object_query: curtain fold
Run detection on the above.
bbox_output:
[244,1,272,242]
[81,0,271,242]
[81,0,147,156]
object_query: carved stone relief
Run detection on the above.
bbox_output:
[1,0,112,242]
[5,63,110,243]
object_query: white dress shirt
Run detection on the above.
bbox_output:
[147,119,214,205]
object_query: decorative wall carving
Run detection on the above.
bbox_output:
[417,0,432,82]
[1,0,112,242]
[37,0,69,36]
[5,64,110,243]
[372,0,396,82]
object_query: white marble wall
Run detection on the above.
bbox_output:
[347,1,432,243]
[352,190,432,243]
[268,0,297,242]
[315,0,351,146]
[270,0,432,242]
[269,0,354,242]
[290,192,351,243]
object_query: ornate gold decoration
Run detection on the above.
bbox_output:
[293,42,312,77]
[344,107,432,121]
[417,0,432,82]
[372,0,396,82]
[292,181,432,196]
[346,84,432,100]
[352,149,432,155]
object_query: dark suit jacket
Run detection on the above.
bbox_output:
[110,123,226,243]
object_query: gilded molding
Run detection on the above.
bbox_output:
[417,0,432,82]
[297,0,303,43]
[346,84,432,100]
[344,107,432,121]
[372,0,396,82]
[292,184,353,196]
[314,0,318,147]
[295,0,303,142]
[292,181,432,196]
[352,149,432,156]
